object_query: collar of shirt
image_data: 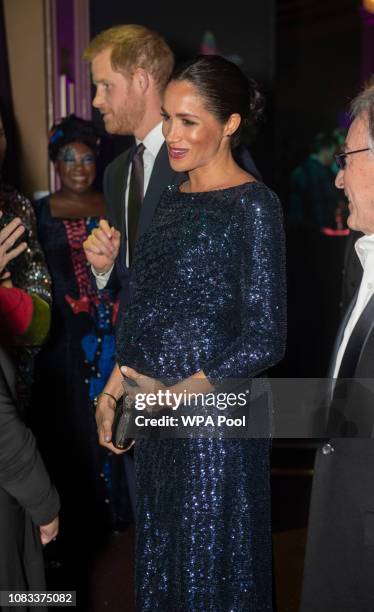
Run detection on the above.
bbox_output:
[135,122,165,161]
[354,233,374,270]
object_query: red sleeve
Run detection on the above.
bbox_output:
[0,286,33,337]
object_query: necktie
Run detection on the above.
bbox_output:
[127,143,145,265]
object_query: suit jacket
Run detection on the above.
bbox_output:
[103,142,184,320]
[102,140,260,323]
[301,292,374,612]
[0,345,60,592]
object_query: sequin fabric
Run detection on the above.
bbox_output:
[0,182,52,407]
[117,181,286,611]
[0,182,51,303]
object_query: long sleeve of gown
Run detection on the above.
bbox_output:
[202,187,286,382]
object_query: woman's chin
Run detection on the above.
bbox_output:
[64,183,92,195]
[168,157,190,173]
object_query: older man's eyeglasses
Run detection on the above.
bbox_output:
[334,148,370,170]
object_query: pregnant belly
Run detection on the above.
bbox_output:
[122,317,232,381]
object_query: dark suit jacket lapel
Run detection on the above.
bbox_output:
[107,148,132,268]
[338,293,374,379]
[137,143,185,239]
[328,292,358,378]
[119,151,132,237]
[107,148,132,233]
[326,291,358,403]
[0,346,16,402]
[328,291,374,409]
[327,294,374,436]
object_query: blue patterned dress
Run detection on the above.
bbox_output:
[32,197,124,530]
[117,182,286,611]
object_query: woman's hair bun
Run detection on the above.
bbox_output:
[170,54,265,147]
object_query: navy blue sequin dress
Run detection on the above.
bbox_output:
[117,181,286,611]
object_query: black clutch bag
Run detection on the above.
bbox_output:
[111,394,135,451]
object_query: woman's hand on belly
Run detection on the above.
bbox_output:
[121,366,168,412]
[121,366,214,412]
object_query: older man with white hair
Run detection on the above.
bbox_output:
[301,80,374,612]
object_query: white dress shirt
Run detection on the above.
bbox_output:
[94,122,165,288]
[333,233,374,378]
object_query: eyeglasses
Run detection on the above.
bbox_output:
[334,147,370,170]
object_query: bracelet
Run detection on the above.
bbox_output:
[94,392,118,407]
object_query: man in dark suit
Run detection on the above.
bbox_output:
[81,25,176,519]
[301,81,374,612]
[82,25,181,514]
[82,25,260,510]
[0,345,60,591]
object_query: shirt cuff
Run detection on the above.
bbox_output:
[91,265,113,289]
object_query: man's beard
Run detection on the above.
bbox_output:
[107,98,146,136]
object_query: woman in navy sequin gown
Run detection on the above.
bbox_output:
[97,56,286,611]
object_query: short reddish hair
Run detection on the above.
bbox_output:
[83,24,174,92]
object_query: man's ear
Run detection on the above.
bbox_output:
[133,67,150,94]
[224,113,241,137]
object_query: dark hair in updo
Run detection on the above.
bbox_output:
[48,114,100,161]
[170,55,264,148]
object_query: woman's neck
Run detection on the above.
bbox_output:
[50,188,104,218]
[57,186,95,202]
[185,152,252,193]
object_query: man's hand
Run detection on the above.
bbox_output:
[83,219,120,274]
[95,393,126,454]
[0,214,27,276]
[39,515,59,545]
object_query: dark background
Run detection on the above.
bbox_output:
[89,0,277,82]
[275,0,361,200]
[89,0,363,189]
